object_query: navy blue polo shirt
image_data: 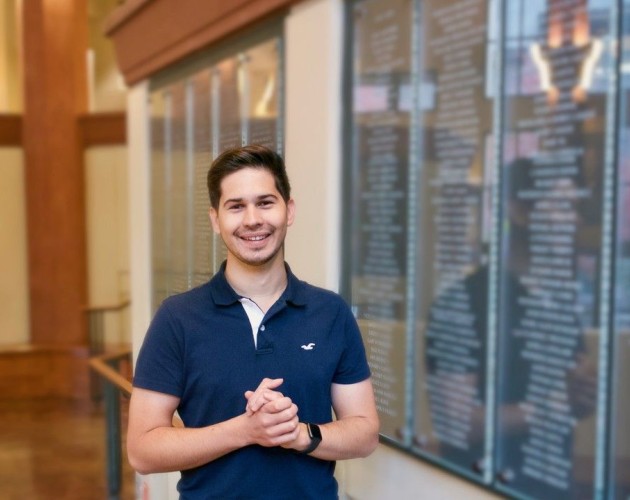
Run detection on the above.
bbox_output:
[133,263,371,499]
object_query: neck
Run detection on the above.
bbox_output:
[224,253,288,312]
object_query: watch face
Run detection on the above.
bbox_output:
[308,423,322,441]
[301,423,322,454]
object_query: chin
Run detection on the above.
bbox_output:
[237,249,282,267]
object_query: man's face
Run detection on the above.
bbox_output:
[209,167,295,268]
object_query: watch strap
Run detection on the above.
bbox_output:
[298,422,322,454]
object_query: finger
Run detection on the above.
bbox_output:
[257,378,283,391]
[259,402,299,426]
[245,378,284,401]
[261,397,296,414]
[246,391,283,415]
[246,378,284,414]
[259,416,300,442]
[247,391,277,414]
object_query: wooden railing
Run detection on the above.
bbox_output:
[84,299,131,400]
[89,349,132,396]
[83,299,131,356]
[89,348,132,499]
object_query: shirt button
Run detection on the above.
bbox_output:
[260,325,266,331]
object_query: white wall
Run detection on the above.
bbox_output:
[0,0,22,113]
[0,147,29,345]
[85,145,130,345]
[284,0,342,291]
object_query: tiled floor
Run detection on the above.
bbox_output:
[0,397,135,500]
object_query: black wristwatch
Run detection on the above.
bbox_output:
[299,422,322,454]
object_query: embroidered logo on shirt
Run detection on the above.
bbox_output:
[301,343,316,350]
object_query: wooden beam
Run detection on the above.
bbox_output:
[104,0,299,85]
[79,112,127,146]
[22,0,89,356]
[0,114,22,146]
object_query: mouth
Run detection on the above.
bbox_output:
[238,233,270,243]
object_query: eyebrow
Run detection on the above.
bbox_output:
[222,193,278,207]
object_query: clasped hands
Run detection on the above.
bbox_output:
[242,377,305,450]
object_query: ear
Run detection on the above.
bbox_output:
[209,207,221,234]
[286,198,296,227]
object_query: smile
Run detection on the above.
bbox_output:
[240,234,269,242]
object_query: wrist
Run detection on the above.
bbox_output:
[234,413,255,447]
[297,423,310,451]
[297,422,322,454]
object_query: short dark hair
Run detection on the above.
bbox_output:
[207,145,291,210]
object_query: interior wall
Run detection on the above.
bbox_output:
[87,0,127,111]
[0,0,22,112]
[284,0,342,291]
[85,145,130,345]
[0,147,29,345]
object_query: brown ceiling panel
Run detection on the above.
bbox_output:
[105,0,298,85]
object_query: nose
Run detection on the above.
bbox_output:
[243,204,262,227]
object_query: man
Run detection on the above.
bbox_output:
[127,145,379,499]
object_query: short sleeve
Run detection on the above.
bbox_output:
[333,302,371,384]
[133,300,185,397]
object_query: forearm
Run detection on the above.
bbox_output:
[296,416,379,461]
[128,414,248,474]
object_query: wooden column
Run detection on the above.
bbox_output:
[22,0,88,349]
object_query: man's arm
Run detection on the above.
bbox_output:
[127,381,299,474]
[280,378,380,460]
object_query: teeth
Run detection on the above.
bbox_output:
[244,235,266,241]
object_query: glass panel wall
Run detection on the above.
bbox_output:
[496,0,614,497]
[345,0,625,497]
[149,30,283,311]
[610,2,630,497]
[413,0,496,481]
[348,0,413,444]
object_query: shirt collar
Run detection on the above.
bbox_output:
[209,261,307,307]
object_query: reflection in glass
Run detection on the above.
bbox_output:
[243,39,281,150]
[217,57,243,152]
[349,0,412,443]
[610,1,630,497]
[345,0,625,496]
[413,0,495,481]
[150,90,170,310]
[149,34,284,309]
[169,82,192,295]
[496,1,613,498]
[192,70,214,287]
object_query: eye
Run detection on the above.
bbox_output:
[227,203,244,211]
[258,200,274,208]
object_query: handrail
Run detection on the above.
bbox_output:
[89,348,184,427]
[89,347,132,498]
[84,299,131,400]
[90,346,185,496]
[89,349,133,396]
[83,299,131,313]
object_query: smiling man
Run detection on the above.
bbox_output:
[127,145,379,499]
